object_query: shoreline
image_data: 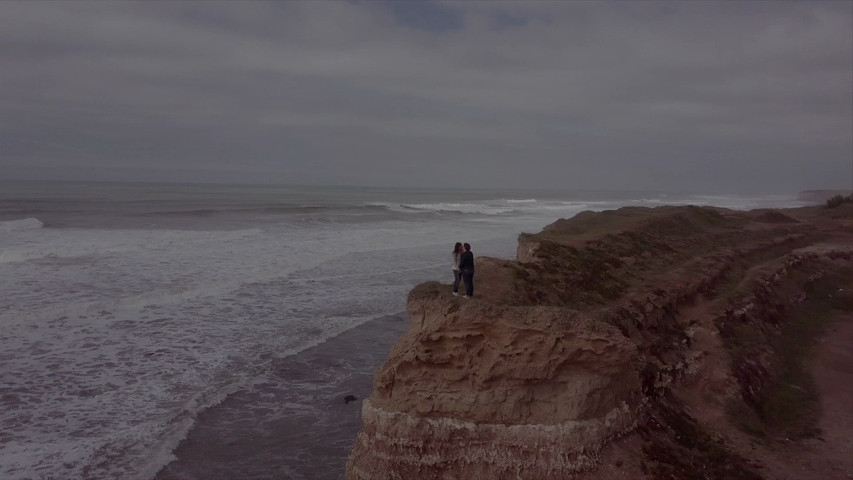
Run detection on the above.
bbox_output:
[154,312,410,480]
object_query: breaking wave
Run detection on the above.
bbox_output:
[0,217,44,231]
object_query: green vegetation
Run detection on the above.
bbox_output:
[520,207,768,309]
[703,231,818,307]
[825,194,853,208]
[529,239,628,305]
[724,267,853,440]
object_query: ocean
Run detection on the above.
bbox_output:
[0,181,807,480]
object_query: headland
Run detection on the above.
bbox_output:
[346,202,853,480]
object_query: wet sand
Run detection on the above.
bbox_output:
[154,313,410,480]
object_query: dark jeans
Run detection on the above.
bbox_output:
[452,270,462,293]
[461,270,474,297]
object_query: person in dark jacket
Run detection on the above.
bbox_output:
[458,243,474,298]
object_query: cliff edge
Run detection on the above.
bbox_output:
[346,204,853,480]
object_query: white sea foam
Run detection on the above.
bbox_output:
[0,217,43,231]
[369,200,544,216]
[0,210,532,480]
[0,226,265,264]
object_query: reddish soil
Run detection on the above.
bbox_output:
[569,205,853,480]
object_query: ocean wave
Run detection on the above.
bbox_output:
[133,205,344,218]
[138,209,221,217]
[409,203,518,215]
[0,217,44,231]
[365,201,523,216]
[540,203,590,211]
[0,227,266,264]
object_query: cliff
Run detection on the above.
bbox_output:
[346,204,853,480]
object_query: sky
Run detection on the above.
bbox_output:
[0,1,851,193]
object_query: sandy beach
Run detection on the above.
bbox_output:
[154,313,410,480]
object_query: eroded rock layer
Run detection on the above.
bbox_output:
[347,293,642,480]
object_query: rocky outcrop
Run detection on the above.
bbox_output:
[347,288,642,479]
[346,204,853,480]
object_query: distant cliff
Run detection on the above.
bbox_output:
[346,204,853,480]
[797,189,852,203]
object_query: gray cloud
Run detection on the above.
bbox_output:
[0,0,850,192]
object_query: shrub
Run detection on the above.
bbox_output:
[825,194,852,208]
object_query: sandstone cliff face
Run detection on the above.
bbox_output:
[347,288,642,480]
[347,204,853,480]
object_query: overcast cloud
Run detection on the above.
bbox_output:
[0,1,851,192]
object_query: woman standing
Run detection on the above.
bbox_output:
[451,242,463,296]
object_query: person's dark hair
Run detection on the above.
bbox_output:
[453,242,463,253]
[463,243,471,251]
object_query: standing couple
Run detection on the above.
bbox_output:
[451,242,474,298]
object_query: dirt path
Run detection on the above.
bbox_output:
[734,311,853,480]
[801,313,853,479]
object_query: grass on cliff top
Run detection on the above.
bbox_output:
[532,205,739,245]
[517,239,628,306]
[514,206,795,311]
[727,268,853,441]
